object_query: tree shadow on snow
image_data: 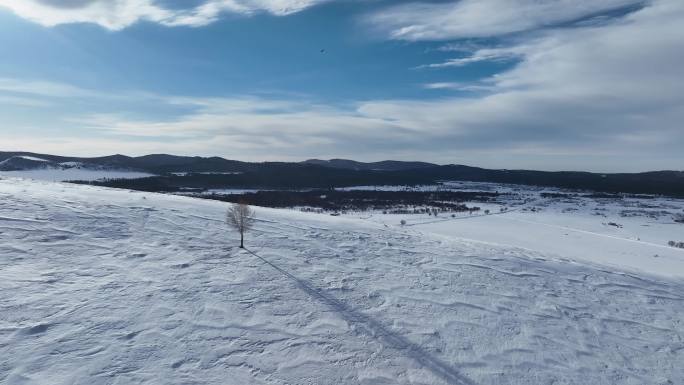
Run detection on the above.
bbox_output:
[244,248,477,385]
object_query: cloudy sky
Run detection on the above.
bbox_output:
[0,0,682,171]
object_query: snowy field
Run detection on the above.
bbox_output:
[345,183,684,279]
[1,178,683,385]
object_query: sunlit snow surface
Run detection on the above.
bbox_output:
[348,182,684,279]
[1,178,682,385]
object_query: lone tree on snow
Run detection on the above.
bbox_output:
[227,202,255,248]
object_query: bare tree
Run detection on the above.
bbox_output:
[226,202,255,248]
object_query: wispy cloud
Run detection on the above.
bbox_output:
[422,82,464,90]
[418,46,525,68]
[0,0,328,30]
[422,82,494,92]
[366,0,644,40]
[0,78,98,98]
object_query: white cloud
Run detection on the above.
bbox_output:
[0,0,327,30]
[367,0,643,40]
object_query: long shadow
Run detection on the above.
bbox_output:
[244,248,477,385]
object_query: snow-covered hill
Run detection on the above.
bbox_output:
[0,155,52,171]
[1,178,682,385]
[0,156,154,182]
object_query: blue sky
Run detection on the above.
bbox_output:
[0,0,682,172]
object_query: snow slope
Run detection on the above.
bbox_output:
[367,210,684,279]
[1,178,682,385]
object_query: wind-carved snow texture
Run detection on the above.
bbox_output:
[0,178,682,385]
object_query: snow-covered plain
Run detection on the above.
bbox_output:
[1,178,683,385]
[343,182,684,279]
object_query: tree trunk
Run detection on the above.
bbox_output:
[240,232,244,248]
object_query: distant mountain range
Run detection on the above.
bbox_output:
[0,154,131,172]
[302,159,436,171]
[1,151,683,196]
[0,152,433,173]
[0,152,253,173]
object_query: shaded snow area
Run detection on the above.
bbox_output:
[1,179,683,385]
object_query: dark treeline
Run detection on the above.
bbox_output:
[73,166,436,191]
[74,167,684,197]
[401,166,684,197]
[49,150,684,197]
[193,190,499,212]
